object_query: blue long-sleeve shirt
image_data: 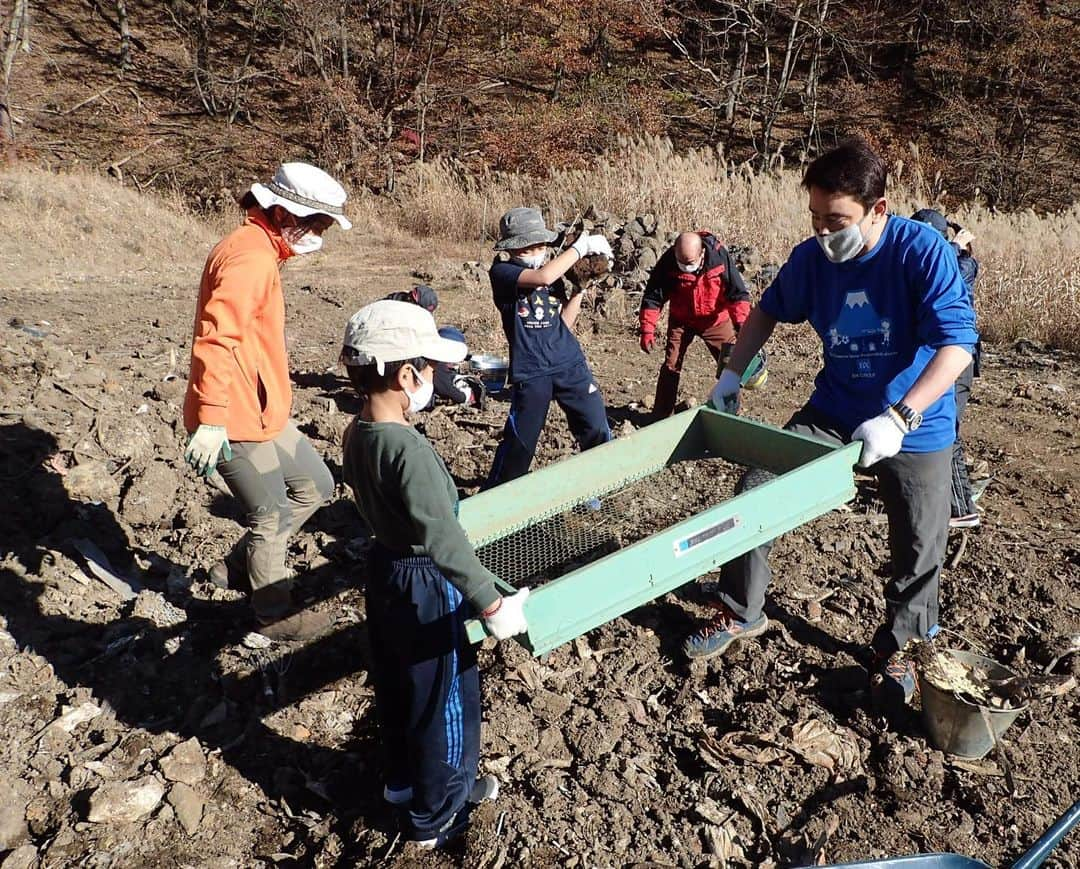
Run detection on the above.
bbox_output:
[760,215,979,452]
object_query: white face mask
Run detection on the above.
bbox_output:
[404,366,434,414]
[676,256,703,274]
[283,226,324,255]
[815,211,873,263]
[513,252,547,269]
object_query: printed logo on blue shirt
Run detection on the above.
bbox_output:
[826,291,897,362]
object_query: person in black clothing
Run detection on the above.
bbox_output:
[384,284,439,312]
[383,291,484,408]
[432,326,485,409]
[911,208,982,528]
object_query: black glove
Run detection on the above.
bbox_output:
[464,375,487,410]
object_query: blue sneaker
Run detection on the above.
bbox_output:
[683,603,768,660]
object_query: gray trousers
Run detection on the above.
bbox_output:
[951,362,976,518]
[216,421,334,613]
[715,404,951,654]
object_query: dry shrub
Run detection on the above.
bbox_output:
[388,137,1080,351]
[0,166,217,290]
[0,164,420,299]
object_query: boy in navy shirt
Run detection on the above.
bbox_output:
[485,207,614,486]
[690,141,978,705]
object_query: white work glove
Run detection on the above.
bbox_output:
[586,235,614,265]
[953,228,975,250]
[707,369,742,414]
[570,232,592,258]
[185,424,233,477]
[451,374,475,405]
[570,233,614,266]
[851,410,906,468]
[482,587,530,640]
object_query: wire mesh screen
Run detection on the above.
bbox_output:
[474,457,740,587]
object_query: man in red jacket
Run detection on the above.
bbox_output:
[639,231,753,419]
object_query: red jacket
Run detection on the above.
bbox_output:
[639,232,750,336]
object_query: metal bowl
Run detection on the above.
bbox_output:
[469,354,509,392]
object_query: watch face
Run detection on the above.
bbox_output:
[909,412,923,431]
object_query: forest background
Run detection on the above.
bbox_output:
[2,0,1077,213]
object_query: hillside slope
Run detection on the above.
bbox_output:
[3,0,1077,210]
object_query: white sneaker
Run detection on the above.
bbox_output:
[468,775,499,803]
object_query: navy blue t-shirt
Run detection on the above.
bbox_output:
[760,215,978,452]
[489,259,586,382]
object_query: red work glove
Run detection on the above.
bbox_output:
[639,307,660,353]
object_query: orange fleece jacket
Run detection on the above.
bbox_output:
[184,211,294,443]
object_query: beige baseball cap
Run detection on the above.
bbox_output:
[341,300,466,374]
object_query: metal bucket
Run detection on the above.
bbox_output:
[469,354,509,394]
[918,649,1027,759]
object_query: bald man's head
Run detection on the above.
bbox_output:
[674,232,704,271]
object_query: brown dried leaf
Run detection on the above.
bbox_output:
[708,730,789,766]
[625,695,650,726]
[702,823,747,865]
[787,719,862,775]
[695,800,731,826]
[512,660,545,692]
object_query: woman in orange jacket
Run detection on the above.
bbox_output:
[183,162,351,641]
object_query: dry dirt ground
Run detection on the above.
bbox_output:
[0,224,1078,869]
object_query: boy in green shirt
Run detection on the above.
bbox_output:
[339,299,530,849]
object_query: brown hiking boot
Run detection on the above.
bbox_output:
[250,584,333,642]
[208,560,238,590]
[255,608,335,642]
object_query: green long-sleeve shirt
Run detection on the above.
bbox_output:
[341,418,500,613]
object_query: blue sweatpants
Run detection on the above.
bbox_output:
[485,360,611,487]
[366,548,480,841]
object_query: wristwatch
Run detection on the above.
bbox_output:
[890,401,923,432]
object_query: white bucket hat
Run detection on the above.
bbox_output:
[250,162,352,230]
[341,300,466,374]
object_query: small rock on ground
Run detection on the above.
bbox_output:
[87,776,165,824]
[158,737,206,785]
[167,783,204,836]
[0,781,28,850]
[0,845,38,869]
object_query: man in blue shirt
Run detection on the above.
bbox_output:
[688,141,978,706]
[485,207,614,486]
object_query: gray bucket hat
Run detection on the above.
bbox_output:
[494,207,559,251]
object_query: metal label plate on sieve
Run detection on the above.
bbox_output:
[673,515,740,558]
